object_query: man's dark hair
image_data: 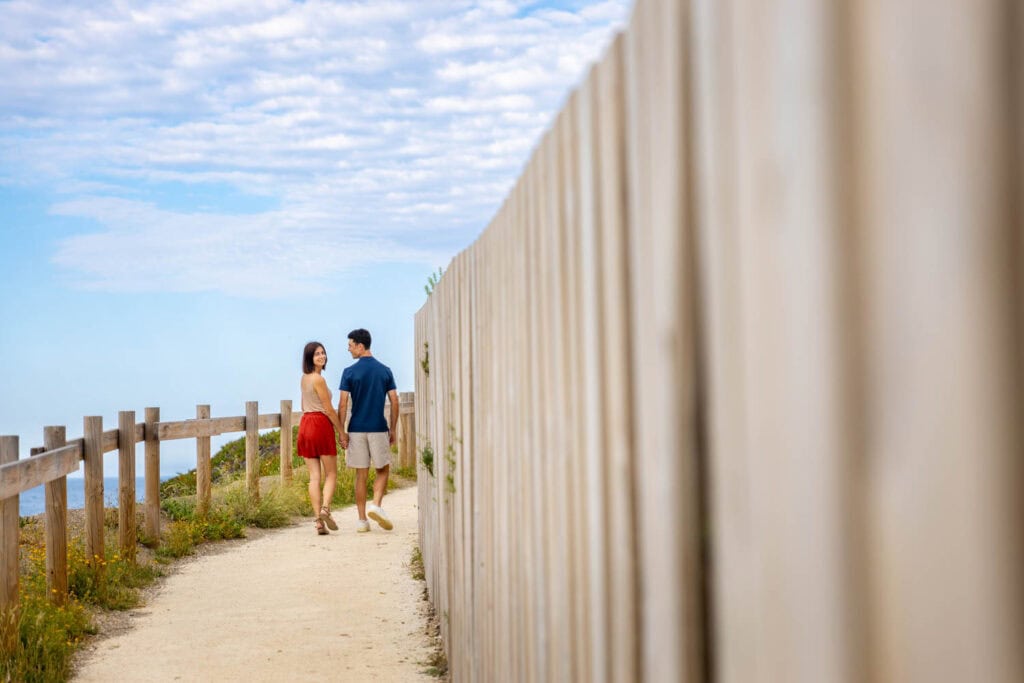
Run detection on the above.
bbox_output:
[302,341,326,373]
[348,328,372,349]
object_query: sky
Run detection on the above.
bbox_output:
[0,0,629,478]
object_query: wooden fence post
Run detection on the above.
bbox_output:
[0,436,19,654]
[83,416,104,569]
[398,392,415,469]
[196,405,211,517]
[280,400,293,483]
[145,407,160,540]
[246,401,259,501]
[401,412,416,470]
[118,411,136,562]
[42,426,69,605]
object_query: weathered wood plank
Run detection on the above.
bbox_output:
[144,408,160,540]
[592,33,638,683]
[245,401,259,501]
[852,1,1024,680]
[196,405,211,517]
[0,436,19,654]
[118,411,136,562]
[0,443,81,500]
[624,0,703,680]
[257,413,281,430]
[83,416,104,570]
[279,400,293,483]
[42,427,69,605]
[157,416,248,441]
[102,428,118,453]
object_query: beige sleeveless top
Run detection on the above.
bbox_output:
[301,374,331,415]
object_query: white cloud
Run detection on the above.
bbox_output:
[0,0,630,297]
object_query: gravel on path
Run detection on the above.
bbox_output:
[73,486,434,683]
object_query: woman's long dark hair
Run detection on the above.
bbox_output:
[302,341,326,374]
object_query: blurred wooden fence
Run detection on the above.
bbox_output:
[414,0,1024,681]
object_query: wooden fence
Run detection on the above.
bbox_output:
[0,393,415,652]
[414,0,1024,681]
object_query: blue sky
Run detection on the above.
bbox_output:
[0,1,629,477]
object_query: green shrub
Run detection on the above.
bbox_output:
[218,483,290,529]
[161,497,196,522]
[160,426,305,498]
[420,442,435,477]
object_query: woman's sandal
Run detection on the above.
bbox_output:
[315,516,329,535]
[320,506,339,531]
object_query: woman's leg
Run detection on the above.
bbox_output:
[320,455,338,509]
[306,456,322,515]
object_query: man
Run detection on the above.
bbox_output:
[337,328,399,532]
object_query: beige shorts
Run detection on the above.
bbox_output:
[346,432,391,469]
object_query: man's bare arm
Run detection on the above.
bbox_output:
[337,391,350,449]
[388,389,400,446]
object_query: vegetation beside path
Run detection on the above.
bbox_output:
[2,427,415,683]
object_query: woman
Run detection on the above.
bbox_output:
[297,341,345,534]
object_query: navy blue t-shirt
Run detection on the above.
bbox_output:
[339,356,396,432]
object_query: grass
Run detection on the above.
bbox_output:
[3,427,416,682]
[2,520,160,683]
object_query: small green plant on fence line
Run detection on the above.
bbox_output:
[420,440,435,477]
[420,341,430,378]
[424,267,444,297]
[444,423,459,497]
[409,545,425,582]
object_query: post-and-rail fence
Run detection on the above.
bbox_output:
[0,393,415,653]
[414,0,1024,681]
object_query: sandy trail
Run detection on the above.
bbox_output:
[73,486,434,683]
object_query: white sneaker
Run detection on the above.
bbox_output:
[356,519,370,533]
[367,503,393,531]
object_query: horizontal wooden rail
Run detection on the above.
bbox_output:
[157,412,311,441]
[0,443,82,501]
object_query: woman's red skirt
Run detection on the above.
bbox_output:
[297,412,337,458]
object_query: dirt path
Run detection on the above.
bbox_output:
[73,486,435,682]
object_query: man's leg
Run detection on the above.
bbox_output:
[373,464,389,506]
[355,467,369,520]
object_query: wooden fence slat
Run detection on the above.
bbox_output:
[42,426,69,605]
[593,32,639,683]
[118,411,136,562]
[0,436,19,655]
[706,1,868,682]
[245,401,259,501]
[852,1,1024,680]
[83,416,104,569]
[689,1,759,680]
[560,90,591,683]
[624,1,704,681]
[196,405,212,517]
[145,407,160,540]
[280,400,293,483]
[577,62,613,683]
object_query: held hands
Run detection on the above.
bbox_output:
[340,431,349,450]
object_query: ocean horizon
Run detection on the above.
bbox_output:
[17,476,172,517]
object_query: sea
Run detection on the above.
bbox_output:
[17,477,165,517]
